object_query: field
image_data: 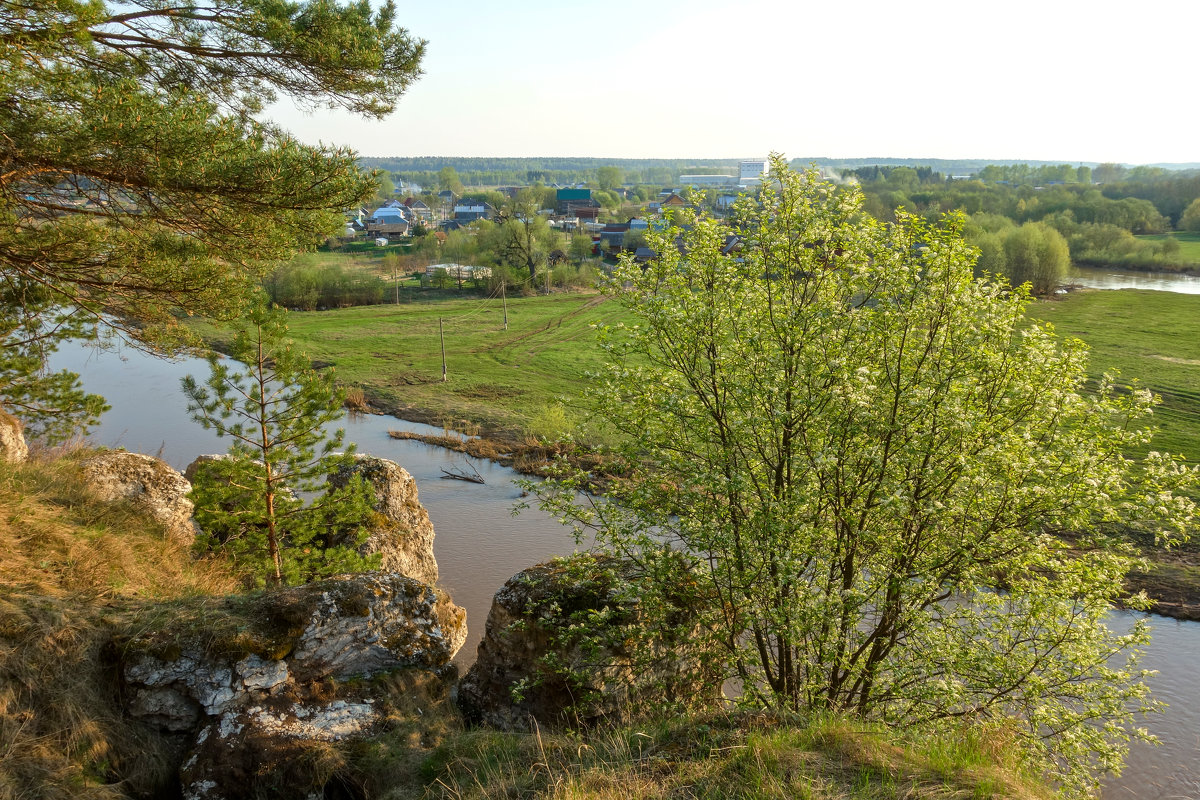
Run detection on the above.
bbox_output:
[201,290,632,439]
[292,240,414,270]
[1138,231,1200,264]
[198,285,1200,461]
[1027,288,1200,461]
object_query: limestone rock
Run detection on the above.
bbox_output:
[179,699,380,800]
[183,453,236,482]
[0,410,28,464]
[123,572,465,731]
[327,455,439,584]
[81,451,195,540]
[286,572,467,681]
[120,572,465,798]
[458,555,715,731]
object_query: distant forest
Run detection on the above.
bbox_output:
[359,156,1200,189]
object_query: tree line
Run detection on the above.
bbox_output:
[849,166,1200,282]
[360,156,740,189]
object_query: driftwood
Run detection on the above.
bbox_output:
[440,463,485,484]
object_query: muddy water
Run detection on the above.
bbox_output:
[47,339,1200,797]
[47,341,585,669]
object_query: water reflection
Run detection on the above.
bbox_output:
[1102,611,1200,799]
[1068,265,1200,295]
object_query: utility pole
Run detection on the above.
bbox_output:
[501,279,508,330]
[439,317,447,382]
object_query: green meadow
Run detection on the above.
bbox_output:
[1138,231,1200,263]
[198,286,1200,462]
[201,290,632,438]
[1027,289,1200,462]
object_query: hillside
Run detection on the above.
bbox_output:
[0,452,1050,799]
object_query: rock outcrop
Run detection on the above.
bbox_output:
[81,451,195,540]
[0,410,28,464]
[183,453,236,482]
[120,572,466,799]
[327,455,439,584]
[457,555,716,731]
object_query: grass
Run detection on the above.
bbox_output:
[1027,289,1200,462]
[0,451,243,798]
[193,290,633,441]
[416,713,1050,800]
[293,241,416,272]
[1137,232,1200,264]
[195,284,1200,464]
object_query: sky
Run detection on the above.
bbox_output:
[267,0,1200,165]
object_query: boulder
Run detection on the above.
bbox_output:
[327,455,439,584]
[457,555,716,731]
[120,572,466,799]
[183,453,237,482]
[81,451,195,540]
[0,410,28,464]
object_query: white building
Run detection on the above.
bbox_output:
[739,159,768,184]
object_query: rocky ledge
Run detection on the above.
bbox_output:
[117,571,466,800]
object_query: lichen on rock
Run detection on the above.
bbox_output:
[119,571,466,799]
[81,450,195,540]
[458,554,717,731]
[327,455,440,584]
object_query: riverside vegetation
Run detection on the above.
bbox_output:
[194,276,1200,624]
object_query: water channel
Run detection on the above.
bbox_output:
[43,270,1200,796]
[1068,264,1200,295]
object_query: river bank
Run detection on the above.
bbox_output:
[381,414,1200,624]
[263,282,1200,622]
[43,333,1200,798]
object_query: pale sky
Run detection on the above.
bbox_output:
[267,0,1200,165]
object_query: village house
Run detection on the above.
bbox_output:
[452,198,493,222]
[555,188,600,217]
[365,219,411,241]
[402,197,434,224]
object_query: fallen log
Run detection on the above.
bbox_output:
[440,464,485,484]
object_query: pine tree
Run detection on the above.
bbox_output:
[1,0,424,439]
[0,282,107,443]
[182,304,377,586]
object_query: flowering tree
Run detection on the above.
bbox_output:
[533,157,1197,794]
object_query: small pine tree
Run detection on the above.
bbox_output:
[181,303,377,586]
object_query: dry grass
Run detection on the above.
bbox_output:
[0,452,241,799]
[416,713,1052,800]
[345,386,370,412]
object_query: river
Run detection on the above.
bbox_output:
[46,340,586,673]
[1068,264,1200,295]
[45,335,1199,798]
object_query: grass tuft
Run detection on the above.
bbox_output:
[416,712,1050,800]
